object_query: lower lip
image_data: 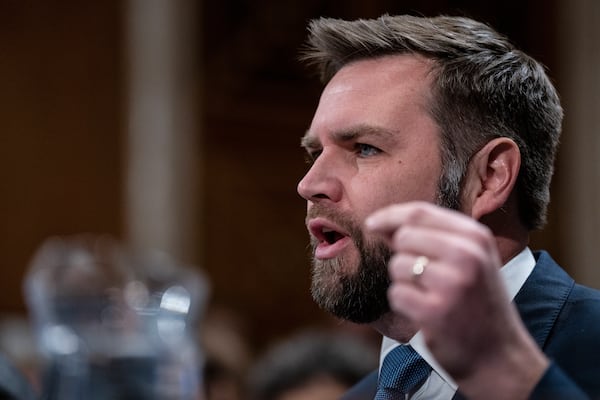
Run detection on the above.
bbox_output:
[314,236,351,259]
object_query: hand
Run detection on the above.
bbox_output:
[365,201,548,400]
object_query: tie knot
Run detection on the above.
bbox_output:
[376,345,432,399]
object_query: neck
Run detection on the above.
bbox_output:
[371,311,418,343]
[496,234,529,265]
[480,211,530,265]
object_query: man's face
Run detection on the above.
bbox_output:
[297,55,443,324]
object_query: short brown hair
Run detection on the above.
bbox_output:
[302,15,563,230]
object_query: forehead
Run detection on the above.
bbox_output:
[306,54,437,143]
[325,53,434,97]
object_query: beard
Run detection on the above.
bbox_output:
[309,206,392,324]
[308,178,460,324]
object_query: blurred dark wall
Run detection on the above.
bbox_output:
[0,0,560,350]
[0,1,123,312]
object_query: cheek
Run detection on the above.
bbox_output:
[346,177,401,223]
[352,169,439,214]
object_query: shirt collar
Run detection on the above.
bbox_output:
[379,247,536,390]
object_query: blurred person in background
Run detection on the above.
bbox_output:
[247,330,377,400]
[297,14,600,399]
[201,305,252,400]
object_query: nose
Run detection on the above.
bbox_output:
[297,153,343,203]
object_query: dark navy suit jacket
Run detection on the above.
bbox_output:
[341,251,600,400]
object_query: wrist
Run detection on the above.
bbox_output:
[456,331,549,400]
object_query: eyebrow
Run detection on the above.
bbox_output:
[300,133,320,149]
[300,124,397,149]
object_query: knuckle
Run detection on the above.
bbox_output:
[391,228,409,249]
[406,205,428,224]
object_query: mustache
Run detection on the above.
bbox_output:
[306,205,364,240]
[307,205,352,228]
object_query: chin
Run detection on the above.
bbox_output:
[310,257,390,324]
[311,257,349,290]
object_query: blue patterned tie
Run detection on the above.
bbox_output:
[375,345,432,400]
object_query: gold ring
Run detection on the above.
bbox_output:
[412,256,429,279]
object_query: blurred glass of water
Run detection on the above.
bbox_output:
[24,235,209,400]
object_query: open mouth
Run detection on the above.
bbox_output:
[308,219,352,259]
[322,228,345,245]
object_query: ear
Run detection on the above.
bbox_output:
[461,137,521,220]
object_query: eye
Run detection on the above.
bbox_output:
[355,143,381,157]
[304,149,322,164]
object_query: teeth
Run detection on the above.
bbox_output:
[322,227,334,233]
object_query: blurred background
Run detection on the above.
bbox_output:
[0,0,598,398]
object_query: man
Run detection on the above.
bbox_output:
[297,14,600,399]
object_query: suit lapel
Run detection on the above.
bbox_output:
[512,251,574,349]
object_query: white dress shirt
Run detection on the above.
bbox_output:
[379,247,537,399]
